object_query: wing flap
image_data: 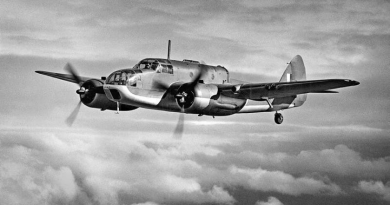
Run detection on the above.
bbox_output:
[219,79,359,100]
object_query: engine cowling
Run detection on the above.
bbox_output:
[175,83,218,112]
[79,79,137,111]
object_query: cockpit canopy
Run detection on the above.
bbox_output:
[133,58,173,74]
[106,69,137,85]
[106,58,174,85]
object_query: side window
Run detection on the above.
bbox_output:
[114,73,121,81]
[107,74,115,84]
[159,64,173,74]
[161,65,168,73]
[119,72,127,85]
[151,62,158,70]
[167,65,173,74]
[139,63,146,69]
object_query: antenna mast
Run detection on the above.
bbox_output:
[167,40,171,60]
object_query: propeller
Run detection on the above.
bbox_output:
[64,63,106,126]
[66,101,81,126]
[171,70,204,139]
[65,63,82,85]
[175,70,203,107]
[172,107,185,139]
[64,63,84,126]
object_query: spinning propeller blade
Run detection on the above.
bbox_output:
[173,110,185,139]
[65,63,82,85]
[66,100,81,126]
[64,63,83,126]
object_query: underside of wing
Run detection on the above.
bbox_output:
[35,71,94,84]
[218,79,359,100]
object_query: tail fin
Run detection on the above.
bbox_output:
[273,55,307,107]
[279,55,306,82]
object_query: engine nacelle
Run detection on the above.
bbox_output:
[190,84,218,111]
[80,79,138,111]
[177,83,246,116]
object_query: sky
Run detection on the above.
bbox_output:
[1,0,390,205]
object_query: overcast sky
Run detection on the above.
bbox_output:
[1,0,390,205]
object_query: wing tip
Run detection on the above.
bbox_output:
[35,70,52,76]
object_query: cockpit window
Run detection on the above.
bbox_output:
[157,64,173,74]
[136,59,160,70]
[134,59,173,73]
[106,70,135,85]
[151,62,158,70]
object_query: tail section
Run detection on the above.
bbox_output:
[273,55,307,107]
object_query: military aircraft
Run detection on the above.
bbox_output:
[36,40,359,130]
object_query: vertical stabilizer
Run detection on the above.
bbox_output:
[273,55,307,107]
[279,55,306,82]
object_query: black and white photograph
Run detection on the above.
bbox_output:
[1,1,389,205]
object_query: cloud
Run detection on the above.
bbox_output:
[255,196,284,205]
[0,145,82,204]
[0,129,346,204]
[357,180,390,202]
[193,144,390,180]
[0,132,236,205]
[258,144,390,179]
[43,166,79,200]
[1,122,390,205]
[131,202,159,205]
[228,166,342,196]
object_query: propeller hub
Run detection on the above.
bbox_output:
[76,87,86,95]
[176,88,195,109]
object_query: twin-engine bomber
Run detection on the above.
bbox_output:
[36,41,359,128]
